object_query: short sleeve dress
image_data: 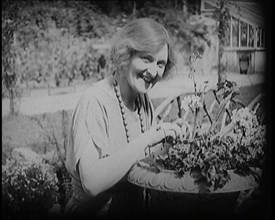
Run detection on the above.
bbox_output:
[64,76,155,217]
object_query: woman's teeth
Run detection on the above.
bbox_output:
[141,75,152,83]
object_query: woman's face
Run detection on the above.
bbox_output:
[125,44,168,94]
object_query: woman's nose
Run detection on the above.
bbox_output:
[147,63,158,78]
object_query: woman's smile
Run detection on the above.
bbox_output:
[138,71,157,88]
[139,72,153,83]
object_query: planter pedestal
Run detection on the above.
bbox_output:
[147,189,239,216]
[128,161,260,217]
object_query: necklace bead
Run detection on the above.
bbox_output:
[123,120,128,127]
[118,96,122,103]
[113,80,145,143]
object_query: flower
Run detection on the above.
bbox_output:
[232,107,258,130]
[181,94,203,112]
[229,107,266,155]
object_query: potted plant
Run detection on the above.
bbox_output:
[127,53,266,216]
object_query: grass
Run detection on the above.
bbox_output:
[2,110,73,162]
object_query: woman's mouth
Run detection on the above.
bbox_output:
[139,72,154,84]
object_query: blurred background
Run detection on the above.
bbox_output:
[2,0,267,115]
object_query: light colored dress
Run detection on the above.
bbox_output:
[64,76,154,217]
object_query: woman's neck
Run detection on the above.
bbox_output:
[114,75,138,112]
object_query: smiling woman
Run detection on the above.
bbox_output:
[64,18,184,218]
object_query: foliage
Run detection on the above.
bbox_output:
[153,53,266,192]
[214,0,231,83]
[2,0,113,96]
[2,140,13,165]
[42,151,72,213]
[2,158,59,219]
[2,1,25,113]
[136,1,214,54]
[31,110,72,211]
[213,0,231,45]
[2,110,73,216]
[156,121,265,192]
[30,111,68,162]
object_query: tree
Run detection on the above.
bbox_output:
[214,0,230,84]
[2,1,24,114]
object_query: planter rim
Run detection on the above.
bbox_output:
[127,164,261,194]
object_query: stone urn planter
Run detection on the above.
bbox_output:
[127,142,262,216]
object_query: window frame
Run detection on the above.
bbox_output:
[225,16,265,51]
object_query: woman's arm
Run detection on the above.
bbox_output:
[78,123,180,197]
[78,128,157,196]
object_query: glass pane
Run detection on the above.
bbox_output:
[256,27,262,47]
[248,25,254,47]
[261,28,265,47]
[232,17,239,47]
[240,21,248,47]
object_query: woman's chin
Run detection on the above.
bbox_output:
[134,78,155,94]
[137,84,153,94]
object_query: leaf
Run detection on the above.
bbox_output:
[190,165,203,180]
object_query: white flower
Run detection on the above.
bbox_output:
[229,107,266,154]
[232,107,258,131]
[181,95,203,112]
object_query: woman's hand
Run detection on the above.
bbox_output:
[140,121,183,148]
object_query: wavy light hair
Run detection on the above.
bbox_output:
[110,18,176,78]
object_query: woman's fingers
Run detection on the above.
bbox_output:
[143,122,184,148]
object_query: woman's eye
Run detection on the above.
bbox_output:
[141,57,150,63]
[158,64,165,69]
[158,62,166,69]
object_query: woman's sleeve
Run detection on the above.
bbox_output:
[66,92,109,174]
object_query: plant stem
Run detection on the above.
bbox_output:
[207,91,234,134]
[203,101,213,125]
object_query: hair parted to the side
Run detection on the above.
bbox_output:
[110,18,176,78]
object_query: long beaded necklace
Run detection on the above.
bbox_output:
[113,80,146,143]
[113,79,151,209]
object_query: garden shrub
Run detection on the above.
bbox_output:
[2,140,13,165]
[42,151,72,213]
[2,158,59,219]
[53,161,72,213]
[2,0,113,97]
[31,110,73,212]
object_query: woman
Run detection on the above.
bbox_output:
[65,18,183,217]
